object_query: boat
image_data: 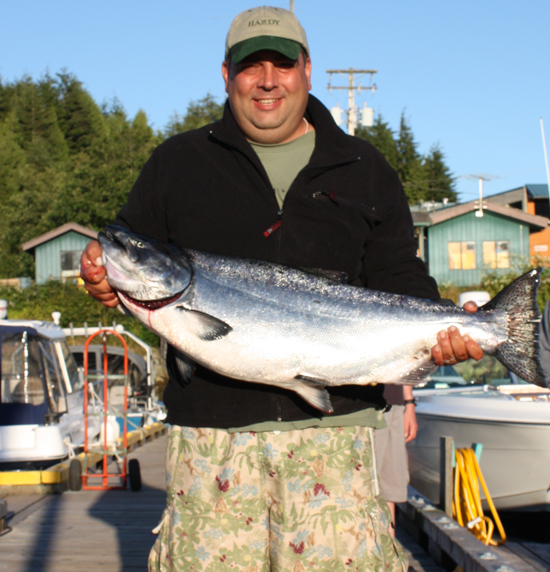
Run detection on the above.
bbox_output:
[64,324,167,431]
[0,319,102,469]
[406,356,550,511]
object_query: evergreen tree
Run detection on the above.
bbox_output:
[164,94,224,137]
[395,113,424,203]
[355,116,398,171]
[355,111,455,204]
[0,111,26,203]
[419,144,457,202]
[56,71,106,153]
[13,76,68,168]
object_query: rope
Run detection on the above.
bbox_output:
[453,447,506,546]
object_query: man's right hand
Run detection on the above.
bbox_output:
[80,240,119,308]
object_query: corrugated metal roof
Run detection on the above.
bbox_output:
[526,184,549,198]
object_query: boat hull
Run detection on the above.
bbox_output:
[407,389,550,511]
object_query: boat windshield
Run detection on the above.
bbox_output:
[54,340,83,393]
[416,354,529,390]
[1,331,45,405]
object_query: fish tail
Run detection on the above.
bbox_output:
[482,268,547,387]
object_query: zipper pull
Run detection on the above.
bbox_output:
[264,210,283,237]
[313,191,339,205]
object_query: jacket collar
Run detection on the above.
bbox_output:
[209,94,360,171]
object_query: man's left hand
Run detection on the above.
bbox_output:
[431,301,484,366]
[403,403,418,443]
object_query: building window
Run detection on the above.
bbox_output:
[60,250,82,278]
[483,241,510,269]
[448,241,476,270]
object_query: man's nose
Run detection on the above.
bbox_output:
[258,63,277,90]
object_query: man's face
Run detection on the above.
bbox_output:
[222,49,312,145]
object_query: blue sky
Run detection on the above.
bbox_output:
[2,0,549,201]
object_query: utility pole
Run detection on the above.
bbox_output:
[327,68,377,136]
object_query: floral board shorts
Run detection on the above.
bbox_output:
[149,425,408,572]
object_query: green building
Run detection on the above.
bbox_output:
[22,223,98,285]
[412,201,547,287]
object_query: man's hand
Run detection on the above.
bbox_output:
[432,301,484,366]
[80,240,119,308]
[403,385,418,443]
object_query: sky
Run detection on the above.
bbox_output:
[2,0,549,201]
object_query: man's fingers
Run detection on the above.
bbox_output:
[432,327,484,365]
[463,301,478,314]
[448,326,469,362]
[463,334,484,361]
[433,330,457,366]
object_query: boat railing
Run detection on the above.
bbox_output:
[61,321,156,406]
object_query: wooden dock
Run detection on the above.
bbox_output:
[1,433,547,572]
[0,434,167,571]
[1,432,448,572]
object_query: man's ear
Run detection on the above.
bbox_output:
[303,55,312,91]
[222,60,230,94]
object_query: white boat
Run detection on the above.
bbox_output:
[0,319,102,469]
[407,358,550,511]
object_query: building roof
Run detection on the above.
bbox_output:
[428,201,548,229]
[525,184,549,198]
[486,184,549,202]
[22,222,98,252]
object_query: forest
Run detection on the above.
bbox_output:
[0,70,456,281]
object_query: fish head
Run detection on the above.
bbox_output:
[98,225,192,311]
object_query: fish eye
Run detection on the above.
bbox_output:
[134,240,145,249]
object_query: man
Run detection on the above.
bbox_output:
[374,384,418,537]
[81,7,482,571]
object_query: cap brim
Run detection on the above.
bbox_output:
[230,36,302,64]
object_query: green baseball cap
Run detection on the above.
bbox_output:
[225,6,310,64]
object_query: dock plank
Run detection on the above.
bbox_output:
[0,433,167,572]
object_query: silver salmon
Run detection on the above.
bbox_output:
[98,225,547,412]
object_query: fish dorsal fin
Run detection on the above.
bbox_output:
[294,375,334,413]
[174,307,232,341]
[300,268,348,284]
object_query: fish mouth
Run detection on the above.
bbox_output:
[120,291,183,310]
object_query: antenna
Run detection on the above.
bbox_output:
[461,174,498,217]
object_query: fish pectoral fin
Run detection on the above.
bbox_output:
[294,375,334,414]
[399,361,438,383]
[174,307,232,341]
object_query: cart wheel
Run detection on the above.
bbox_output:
[128,459,142,491]
[68,459,82,491]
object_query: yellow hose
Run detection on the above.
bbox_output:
[452,447,506,545]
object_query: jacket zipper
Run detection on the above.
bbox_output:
[264,209,283,237]
[312,190,376,213]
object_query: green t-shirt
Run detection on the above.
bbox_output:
[250,130,316,208]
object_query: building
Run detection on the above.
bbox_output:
[412,200,547,287]
[21,223,98,285]
[485,184,550,257]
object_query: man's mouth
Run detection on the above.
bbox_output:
[254,98,282,108]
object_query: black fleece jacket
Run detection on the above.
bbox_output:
[115,94,440,428]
